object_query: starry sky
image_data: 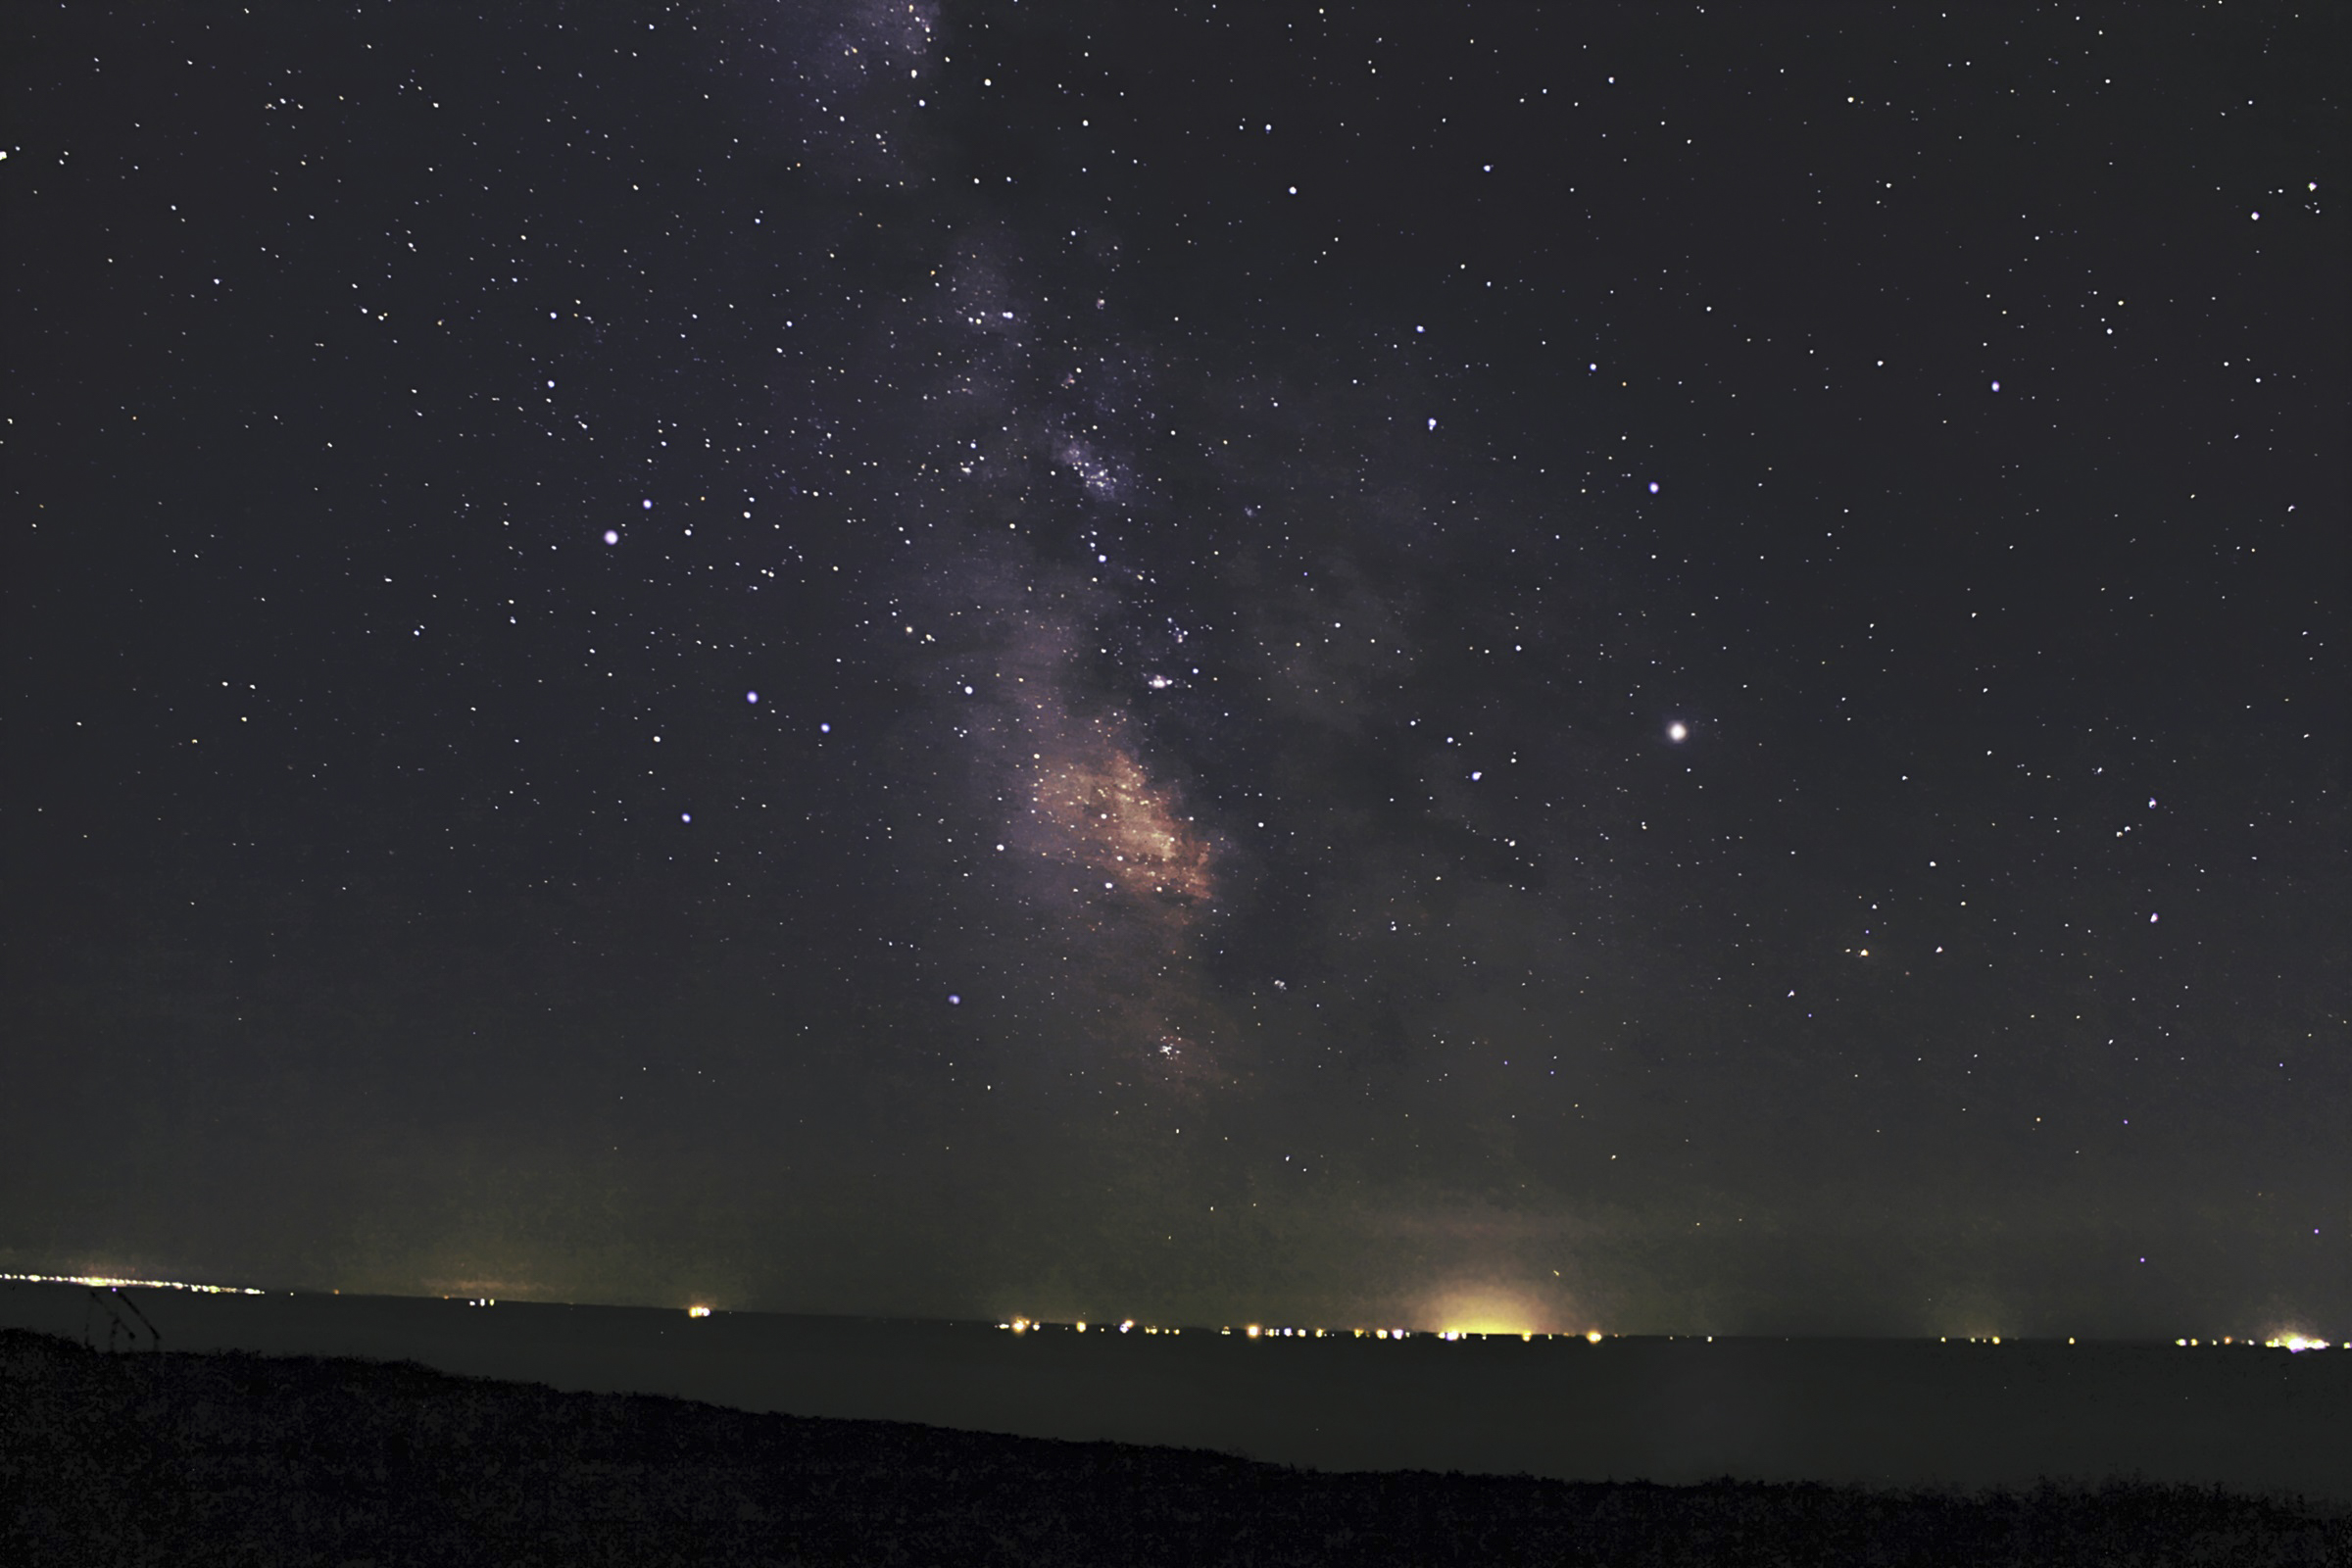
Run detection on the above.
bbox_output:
[5,2,2342,1341]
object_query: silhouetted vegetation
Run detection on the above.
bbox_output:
[3,1330,2341,1565]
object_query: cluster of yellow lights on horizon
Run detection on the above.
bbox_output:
[1946,1333,2343,1352]
[1005,1317,1179,1335]
[0,1271,266,1297]
[7,1277,2331,1351]
[998,1319,2346,1350]
[998,1319,1625,1344]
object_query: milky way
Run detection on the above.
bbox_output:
[6,1,2338,1342]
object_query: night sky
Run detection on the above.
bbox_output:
[6,2,2342,1342]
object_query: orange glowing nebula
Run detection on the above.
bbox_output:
[1030,724,1211,911]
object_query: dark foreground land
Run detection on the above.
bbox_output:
[3,1331,2342,1566]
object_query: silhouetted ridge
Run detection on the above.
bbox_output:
[3,1330,2341,1565]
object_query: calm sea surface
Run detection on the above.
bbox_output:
[5,1279,2344,1502]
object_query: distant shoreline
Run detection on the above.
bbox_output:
[6,1277,2349,1506]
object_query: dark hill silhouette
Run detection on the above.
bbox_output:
[3,1329,2341,1565]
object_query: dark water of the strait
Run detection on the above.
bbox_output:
[5,1278,2344,1504]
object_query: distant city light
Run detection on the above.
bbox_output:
[0,1271,266,1297]
[975,1315,2328,1354]
[687,1305,711,1318]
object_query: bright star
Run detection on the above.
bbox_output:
[1667,721,1688,742]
